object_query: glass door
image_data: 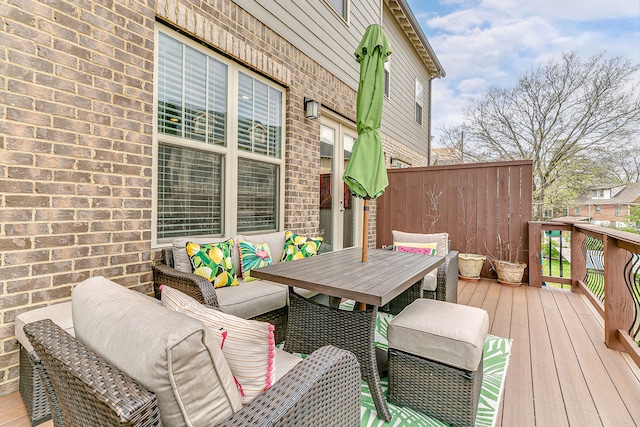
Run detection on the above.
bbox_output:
[319,114,360,253]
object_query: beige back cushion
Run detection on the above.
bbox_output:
[391,230,449,289]
[172,232,286,275]
[72,276,242,426]
[391,230,449,256]
[236,232,286,266]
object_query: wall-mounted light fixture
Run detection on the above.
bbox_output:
[304,97,319,119]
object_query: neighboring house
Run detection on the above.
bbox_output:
[568,183,640,228]
[431,147,461,165]
[0,0,443,394]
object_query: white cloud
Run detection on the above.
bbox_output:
[407,0,640,144]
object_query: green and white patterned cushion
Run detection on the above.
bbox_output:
[238,239,273,282]
[280,231,323,262]
[186,240,239,288]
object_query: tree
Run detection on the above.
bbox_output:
[628,205,640,230]
[439,52,640,219]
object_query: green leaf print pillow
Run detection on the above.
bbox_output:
[280,231,323,262]
[186,240,239,288]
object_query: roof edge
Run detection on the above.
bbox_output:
[386,0,445,79]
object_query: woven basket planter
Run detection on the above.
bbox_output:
[494,260,526,286]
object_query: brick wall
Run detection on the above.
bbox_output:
[0,0,156,395]
[0,0,431,395]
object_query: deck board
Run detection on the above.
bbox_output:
[551,287,636,426]
[2,279,640,427]
[527,286,569,426]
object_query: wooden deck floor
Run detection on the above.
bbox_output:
[2,279,640,426]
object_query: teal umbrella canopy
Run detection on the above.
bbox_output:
[342,24,392,200]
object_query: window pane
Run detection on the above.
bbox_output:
[237,158,278,232]
[327,0,347,19]
[238,73,282,158]
[157,143,223,239]
[415,103,423,125]
[158,33,228,146]
[158,33,183,136]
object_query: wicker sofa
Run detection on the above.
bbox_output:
[24,276,361,426]
[153,232,318,343]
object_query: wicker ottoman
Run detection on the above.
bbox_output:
[387,299,489,427]
[15,302,74,426]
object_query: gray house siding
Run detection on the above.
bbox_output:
[381,6,432,158]
[235,0,434,158]
[233,0,380,89]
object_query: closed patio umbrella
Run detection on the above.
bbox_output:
[343,24,392,262]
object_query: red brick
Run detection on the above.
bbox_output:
[5,195,49,208]
[35,209,75,221]
[74,254,110,270]
[52,196,90,208]
[32,287,72,303]
[52,271,91,287]
[0,180,33,193]
[4,223,48,236]
[50,222,88,234]
[54,171,91,183]
[34,235,75,248]
[6,276,52,293]
[32,261,74,276]
[0,238,31,251]
[51,246,90,261]
[0,294,30,310]
[35,182,75,195]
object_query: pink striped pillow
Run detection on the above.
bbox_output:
[160,285,275,403]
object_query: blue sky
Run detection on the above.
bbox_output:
[405,0,640,145]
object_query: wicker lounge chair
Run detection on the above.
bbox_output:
[25,318,361,427]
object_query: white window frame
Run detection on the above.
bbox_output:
[152,25,285,246]
[383,59,391,98]
[324,0,350,24]
[415,79,424,126]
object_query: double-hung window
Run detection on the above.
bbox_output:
[154,27,284,243]
[325,0,349,22]
[415,80,424,126]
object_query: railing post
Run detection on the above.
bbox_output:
[571,226,586,293]
[528,222,542,287]
[604,235,634,351]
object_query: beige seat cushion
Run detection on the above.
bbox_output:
[16,302,74,352]
[388,299,488,371]
[72,276,242,426]
[274,347,302,381]
[215,280,287,319]
[391,230,449,292]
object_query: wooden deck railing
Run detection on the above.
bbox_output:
[529,220,640,368]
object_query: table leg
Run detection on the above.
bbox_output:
[284,289,392,421]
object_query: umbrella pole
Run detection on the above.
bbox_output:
[362,198,370,263]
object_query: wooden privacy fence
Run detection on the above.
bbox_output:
[376,160,533,281]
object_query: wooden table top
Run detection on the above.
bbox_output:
[251,247,444,307]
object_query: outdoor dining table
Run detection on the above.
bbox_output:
[251,246,444,421]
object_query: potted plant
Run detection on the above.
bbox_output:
[457,188,486,281]
[487,235,527,286]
